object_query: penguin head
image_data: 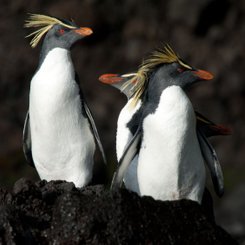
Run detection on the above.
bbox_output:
[99,45,213,107]
[43,23,92,50]
[151,60,213,90]
[114,45,214,106]
[25,14,93,49]
[98,73,137,99]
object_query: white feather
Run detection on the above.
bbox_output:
[121,73,137,78]
[138,86,206,203]
[116,98,141,194]
[29,48,95,187]
[116,98,141,159]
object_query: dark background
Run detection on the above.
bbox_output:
[0,0,244,241]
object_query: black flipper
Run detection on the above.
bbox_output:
[84,102,107,165]
[75,72,107,165]
[197,129,224,197]
[111,126,142,191]
[23,112,35,167]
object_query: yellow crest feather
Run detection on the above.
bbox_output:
[24,14,76,48]
[123,44,190,107]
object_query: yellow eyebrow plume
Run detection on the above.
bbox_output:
[123,44,191,107]
[24,13,76,48]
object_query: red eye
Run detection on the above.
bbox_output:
[59,29,65,35]
[177,67,185,73]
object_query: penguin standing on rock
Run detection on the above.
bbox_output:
[23,14,106,188]
[105,45,230,203]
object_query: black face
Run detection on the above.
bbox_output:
[44,24,86,50]
[38,23,92,64]
[150,61,213,90]
[145,61,213,103]
[151,62,195,89]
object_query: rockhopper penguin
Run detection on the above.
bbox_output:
[104,45,230,203]
[99,73,142,194]
[99,71,231,197]
[23,14,106,187]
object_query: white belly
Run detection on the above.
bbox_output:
[138,86,206,203]
[116,98,141,194]
[29,48,95,187]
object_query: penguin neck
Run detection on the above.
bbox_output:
[38,39,71,68]
[157,86,192,115]
[146,72,170,106]
[32,47,76,105]
[37,47,73,76]
[142,75,171,117]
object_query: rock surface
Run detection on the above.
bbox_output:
[0,178,238,244]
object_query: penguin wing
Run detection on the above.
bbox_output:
[83,102,107,165]
[197,129,224,197]
[23,112,35,167]
[196,111,232,137]
[111,126,142,191]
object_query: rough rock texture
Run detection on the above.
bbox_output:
[0,178,238,244]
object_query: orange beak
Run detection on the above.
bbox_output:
[74,27,93,36]
[99,74,123,84]
[192,69,214,81]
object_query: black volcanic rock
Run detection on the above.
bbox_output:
[0,178,238,244]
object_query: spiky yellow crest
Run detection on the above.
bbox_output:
[24,14,76,48]
[123,44,191,107]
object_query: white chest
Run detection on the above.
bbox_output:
[29,48,95,187]
[116,98,142,194]
[116,98,142,160]
[138,86,205,203]
[30,48,76,111]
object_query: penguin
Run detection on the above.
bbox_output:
[106,45,230,203]
[99,73,142,194]
[99,72,231,197]
[23,14,106,188]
